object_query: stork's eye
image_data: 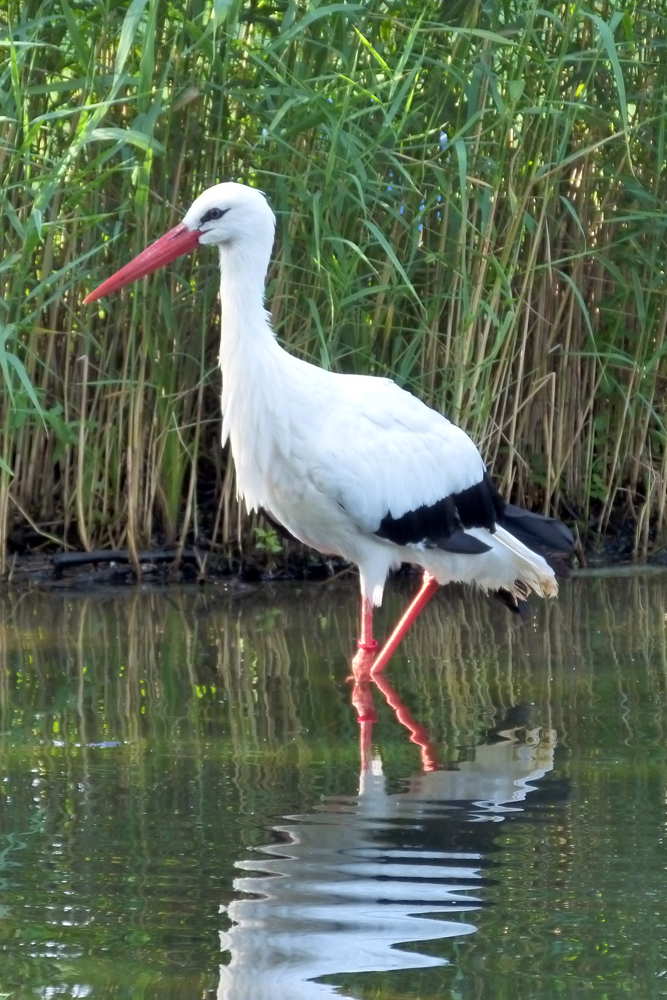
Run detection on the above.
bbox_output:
[200,207,227,225]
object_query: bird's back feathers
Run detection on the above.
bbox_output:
[308,372,487,534]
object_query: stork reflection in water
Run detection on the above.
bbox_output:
[218,685,560,1000]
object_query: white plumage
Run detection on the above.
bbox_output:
[85,181,573,662]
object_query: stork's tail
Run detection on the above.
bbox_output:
[499,503,575,570]
[489,505,575,612]
[492,525,560,600]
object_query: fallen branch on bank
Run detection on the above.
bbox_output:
[52,549,199,578]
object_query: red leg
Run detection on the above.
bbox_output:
[350,575,438,770]
[357,596,378,654]
[371,571,439,674]
[351,601,377,763]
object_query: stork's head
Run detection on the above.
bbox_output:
[184,183,275,250]
[84,182,276,305]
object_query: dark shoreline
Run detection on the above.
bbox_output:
[4,542,667,591]
[2,544,351,591]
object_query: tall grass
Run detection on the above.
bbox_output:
[1,0,666,573]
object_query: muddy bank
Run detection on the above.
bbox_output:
[4,525,667,590]
[3,542,351,591]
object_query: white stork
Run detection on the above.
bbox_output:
[84,183,574,672]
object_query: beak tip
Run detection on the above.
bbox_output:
[81,223,200,308]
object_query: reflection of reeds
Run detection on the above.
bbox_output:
[0,575,666,759]
[1,578,667,995]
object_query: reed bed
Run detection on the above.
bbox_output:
[1,0,666,573]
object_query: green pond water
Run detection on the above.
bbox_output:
[1,573,667,999]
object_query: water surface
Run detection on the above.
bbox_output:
[1,574,667,998]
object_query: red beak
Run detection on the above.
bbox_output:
[84,222,202,304]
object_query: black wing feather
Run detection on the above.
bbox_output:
[375,473,500,554]
[375,471,575,564]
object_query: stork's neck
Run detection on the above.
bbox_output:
[217,246,278,368]
[216,243,296,511]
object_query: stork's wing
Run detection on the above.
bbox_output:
[307,373,492,548]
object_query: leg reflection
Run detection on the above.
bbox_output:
[350,645,440,773]
[372,670,441,772]
[350,647,376,773]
